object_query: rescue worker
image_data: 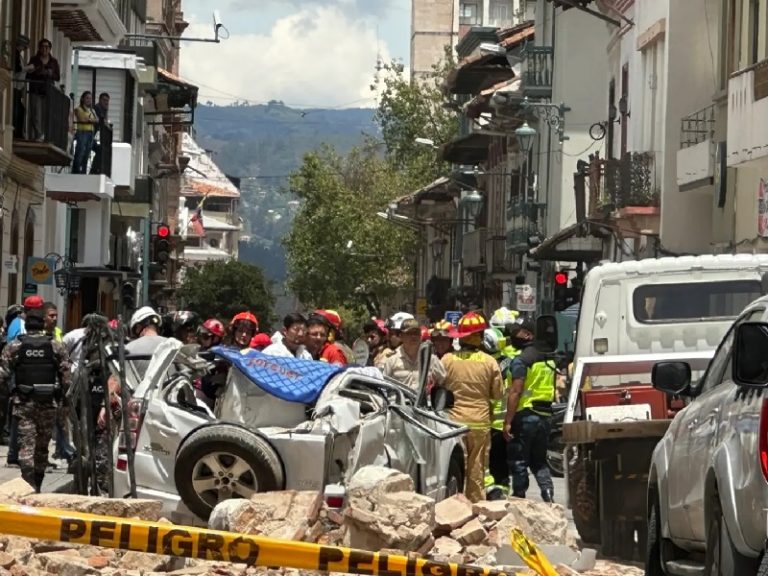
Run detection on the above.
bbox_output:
[363,318,392,366]
[380,318,445,392]
[315,310,355,364]
[170,311,201,344]
[503,318,556,503]
[0,308,71,491]
[441,312,504,502]
[197,318,225,351]
[430,320,454,358]
[227,312,259,349]
[386,312,414,352]
[249,333,272,350]
[307,313,347,365]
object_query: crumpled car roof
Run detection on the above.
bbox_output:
[210,346,347,404]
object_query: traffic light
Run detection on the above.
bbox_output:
[553,272,569,311]
[154,223,171,264]
[121,281,135,309]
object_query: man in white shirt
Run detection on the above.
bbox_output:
[262,313,313,360]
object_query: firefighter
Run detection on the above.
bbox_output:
[503,318,556,502]
[441,312,504,502]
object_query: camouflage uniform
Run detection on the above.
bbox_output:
[0,331,71,491]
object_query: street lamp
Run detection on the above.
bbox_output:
[515,122,537,155]
[47,252,80,296]
[518,97,572,144]
[461,190,484,221]
[431,238,448,260]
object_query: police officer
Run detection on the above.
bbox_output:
[0,308,71,491]
[502,318,555,502]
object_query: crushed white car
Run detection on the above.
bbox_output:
[113,339,468,524]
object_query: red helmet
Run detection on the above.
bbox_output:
[420,326,430,342]
[447,311,488,339]
[314,309,342,331]
[250,333,272,349]
[231,311,259,331]
[108,319,119,330]
[201,318,225,338]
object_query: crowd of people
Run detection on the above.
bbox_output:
[0,299,560,505]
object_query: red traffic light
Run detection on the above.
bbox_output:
[554,272,568,285]
[157,224,170,238]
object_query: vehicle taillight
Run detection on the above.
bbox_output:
[118,399,144,453]
[324,484,346,509]
[116,455,127,471]
[760,399,768,482]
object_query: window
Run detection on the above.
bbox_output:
[68,208,86,263]
[460,3,480,25]
[632,280,762,324]
[489,0,512,26]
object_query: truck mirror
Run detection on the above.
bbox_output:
[733,322,768,388]
[536,315,558,352]
[652,361,692,396]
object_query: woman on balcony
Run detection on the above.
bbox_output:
[72,91,98,174]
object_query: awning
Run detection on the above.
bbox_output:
[499,22,535,48]
[444,52,513,95]
[201,213,240,231]
[183,246,232,262]
[440,132,492,165]
[465,77,522,117]
[393,177,459,206]
[146,68,198,126]
[530,222,607,261]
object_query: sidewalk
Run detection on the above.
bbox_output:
[0,443,74,493]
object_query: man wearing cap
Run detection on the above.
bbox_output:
[380,318,445,392]
[7,295,44,343]
[502,318,556,503]
[0,308,71,491]
[441,312,504,502]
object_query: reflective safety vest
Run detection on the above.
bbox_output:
[517,359,555,416]
[491,346,520,431]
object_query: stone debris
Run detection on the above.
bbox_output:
[0,471,642,576]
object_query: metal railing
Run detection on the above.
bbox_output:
[13,80,70,152]
[680,104,716,148]
[521,46,553,97]
[588,152,660,214]
[92,123,113,177]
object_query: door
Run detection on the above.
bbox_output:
[684,307,764,542]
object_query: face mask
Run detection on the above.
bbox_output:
[508,336,532,350]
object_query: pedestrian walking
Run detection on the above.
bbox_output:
[0,309,71,491]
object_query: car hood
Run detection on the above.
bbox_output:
[210,346,346,404]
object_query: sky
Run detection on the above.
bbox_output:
[178,0,411,109]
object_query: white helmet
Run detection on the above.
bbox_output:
[483,327,505,354]
[387,311,415,331]
[130,306,161,334]
[490,307,520,328]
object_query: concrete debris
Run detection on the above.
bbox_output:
[0,475,642,576]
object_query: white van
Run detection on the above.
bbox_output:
[574,254,768,361]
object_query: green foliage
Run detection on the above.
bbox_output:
[177,260,275,328]
[372,52,458,189]
[283,145,416,309]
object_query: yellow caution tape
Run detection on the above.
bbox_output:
[509,529,558,576]
[0,504,533,576]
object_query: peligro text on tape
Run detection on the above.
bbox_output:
[0,504,528,576]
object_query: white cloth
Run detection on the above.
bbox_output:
[262,339,312,360]
[63,327,87,374]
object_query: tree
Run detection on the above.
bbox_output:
[177,260,275,328]
[283,145,416,310]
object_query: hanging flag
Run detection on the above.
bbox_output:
[189,203,206,237]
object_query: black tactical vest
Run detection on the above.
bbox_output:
[15,334,59,398]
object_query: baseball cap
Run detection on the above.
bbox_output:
[23,295,44,310]
[400,318,421,333]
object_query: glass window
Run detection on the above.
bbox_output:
[632,280,762,324]
[460,3,480,25]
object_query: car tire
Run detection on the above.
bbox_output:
[175,425,284,521]
[569,447,601,544]
[705,495,755,576]
[446,451,464,497]
[645,491,665,576]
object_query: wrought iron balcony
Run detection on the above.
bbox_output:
[521,46,553,99]
[12,81,71,166]
[680,104,716,149]
[588,152,660,215]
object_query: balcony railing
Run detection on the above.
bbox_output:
[521,46,553,98]
[13,80,71,166]
[91,124,113,177]
[680,104,716,149]
[589,152,660,215]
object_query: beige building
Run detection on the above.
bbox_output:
[411,0,536,79]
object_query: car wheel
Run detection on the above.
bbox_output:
[569,447,601,544]
[705,495,755,575]
[446,451,464,497]
[645,491,665,576]
[175,425,284,521]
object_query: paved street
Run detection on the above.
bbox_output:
[0,443,73,493]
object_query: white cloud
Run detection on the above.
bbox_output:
[179,6,388,108]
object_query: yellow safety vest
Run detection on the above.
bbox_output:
[491,346,520,431]
[517,360,555,416]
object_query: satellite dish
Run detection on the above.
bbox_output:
[352,338,370,367]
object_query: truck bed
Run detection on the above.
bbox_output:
[563,419,671,443]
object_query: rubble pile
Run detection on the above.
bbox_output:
[0,469,642,576]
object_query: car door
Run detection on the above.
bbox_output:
[684,307,765,542]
